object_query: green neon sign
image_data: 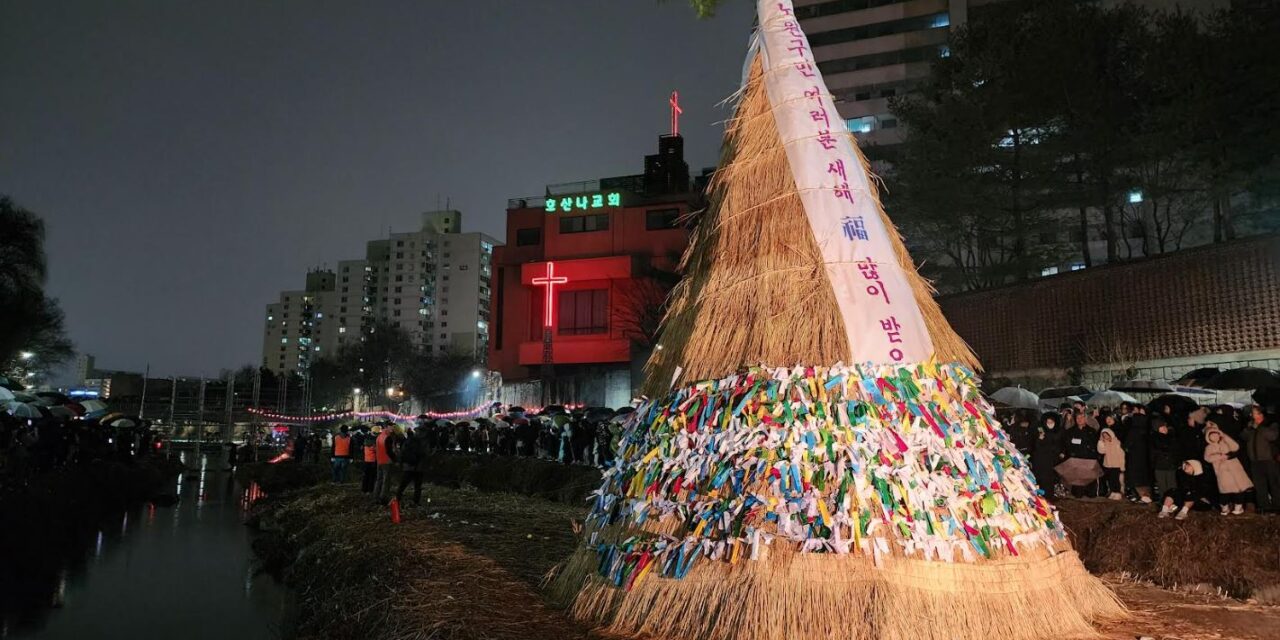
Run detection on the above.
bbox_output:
[545,191,622,213]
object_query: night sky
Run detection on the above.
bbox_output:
[1,0,755,379]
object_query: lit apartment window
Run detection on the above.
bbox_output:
[848,116,874,134]
[281,337,288,344]
[339,327,346,334]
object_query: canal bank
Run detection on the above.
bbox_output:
[1,454,290,639]
[247,456,1280,640]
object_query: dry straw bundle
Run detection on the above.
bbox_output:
[550,2,1123,638]
[644,57,976,396]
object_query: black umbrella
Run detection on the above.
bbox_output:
[35,391,72,406]
[1147,393,1201,415]
[1108,379,1174,394]
[540,404,567,416]
[1038,386,1091,400]
[1174,367,1220,388]
[1253,387,1280,411]
[1203,367,1280,391]
[585,406,615,422]
[0,376,25,391]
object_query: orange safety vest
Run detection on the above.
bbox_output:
[362,443,376,463]
[333,434,351,457]
[375,431,394,465]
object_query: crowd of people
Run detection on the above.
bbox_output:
[316,405,626,505]
[1004,400,1280,518]
[0,413,160,487]
[308,398,1280,520]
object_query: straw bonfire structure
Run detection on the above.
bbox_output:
[549,2,1124,639]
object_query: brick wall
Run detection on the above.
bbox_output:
[938,234,1280,375]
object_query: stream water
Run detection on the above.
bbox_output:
[3,453,287,639]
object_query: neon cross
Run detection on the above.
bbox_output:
[531,261,568,328]
[669,90,682,137]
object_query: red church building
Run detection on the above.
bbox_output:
[489,133,707,407]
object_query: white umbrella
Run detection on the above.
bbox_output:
[111,418,138,428]
[6,402,44,419]
[990,387,1040,410]
[0,387,13,403]
[1086,390,1138,408]
[79,399,107,413]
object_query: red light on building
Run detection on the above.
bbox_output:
[489,132,709,407]
[530,261,568,328]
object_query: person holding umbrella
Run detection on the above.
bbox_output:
[1032,413,1064,499]
[1057,412,1103,498]
[1123,405,1153,503]
[1150,416,1179,497]
[1243,406,1280,513]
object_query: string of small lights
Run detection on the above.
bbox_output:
[246,401,590,424]
[246,403,490,423]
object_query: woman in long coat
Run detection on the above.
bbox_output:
[1123,408,1153,503]
[1031,412,1065,499]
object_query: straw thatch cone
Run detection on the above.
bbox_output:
[549,3,1124,638]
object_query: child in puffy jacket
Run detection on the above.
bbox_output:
[1204,419,1252,515]
[1096,427,1126,500]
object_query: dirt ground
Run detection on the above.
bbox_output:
[259,481,1280,640]
[1100,580,1280,640]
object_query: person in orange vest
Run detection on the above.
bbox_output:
[356,425,377,493]
[372,421,402,505]
[330,425,352,484]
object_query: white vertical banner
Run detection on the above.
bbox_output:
[755,0,934,365]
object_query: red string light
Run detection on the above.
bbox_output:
[246,401,590,424]
[246,402,490,423]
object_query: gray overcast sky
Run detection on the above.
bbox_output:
[1,0,754,378]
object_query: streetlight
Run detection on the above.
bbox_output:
[19,351,34,360]
[386,386,396,396]
[352,388,361,395]
[471,369,481,378]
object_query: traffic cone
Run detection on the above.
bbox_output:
[389,497,401,524]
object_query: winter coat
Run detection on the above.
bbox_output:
[1097,428,1125,470]
[1243,420,1280,462]
[1123,414,1152,487]
[1149,426,1179,471]
[399,433,429,469]
[1031,420,1064,478]
[1063,425,1099,460]
[1174,423,1206,464]
[1007,423,1036,458]
[1204,427,1253,494]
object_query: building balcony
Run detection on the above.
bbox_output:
[517,337,630,366]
